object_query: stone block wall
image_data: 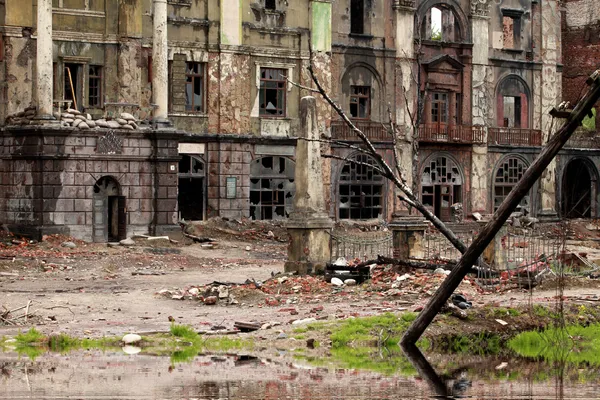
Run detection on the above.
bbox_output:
[0,126,181,241]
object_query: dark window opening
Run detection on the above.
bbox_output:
[186,62,205,112]
[265,0,276,10]
[497,77,529,129]
[339,154,384,220]
[562,160,593,219]
[88,65,102,108]
[64,63,83,111]
[431,93,448,123]
[259,68,287,117]
[250,156,295,220]
[178,155,206,221]
[502,96,522,128]
[350,0,364,34]
[494,157,529,213]
[350,86,370,119]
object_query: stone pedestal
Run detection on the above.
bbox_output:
[285,96,333,274]
[389,216,428,260]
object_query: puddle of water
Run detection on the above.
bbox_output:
[2,348,600,399]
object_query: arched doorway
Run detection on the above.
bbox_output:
[178,154,205,221]
[421,154,463,222]
[92,176,126,242]
[562,159,597,218]
[338,153,385,220]
[493,156,532,213]
[249,156,295,220]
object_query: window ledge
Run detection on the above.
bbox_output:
[167,0,191,6]
[501,48,524,54]
[259,116,291,120]
[169,112,208,118]
[349,33,374,40]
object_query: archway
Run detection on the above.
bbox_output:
[562,159,597,219]
[338,153,385,220]
[178,154,205,221]
[421,154,463,222]
[92,176,126,242]
[249,156,295,220]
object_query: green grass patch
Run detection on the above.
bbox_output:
[509,323,600,366]
[15,328,44,345]
[330,313,417,348]
[169,324,199,340]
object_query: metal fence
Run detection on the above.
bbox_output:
[329,230,393,262]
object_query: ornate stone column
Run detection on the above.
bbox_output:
[285,97,333,275]
[36,0,54,120]
[152,0,169,125]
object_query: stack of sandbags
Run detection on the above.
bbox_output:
[4,106,37,125]
[94,112,139,130]
[53,108,96,129]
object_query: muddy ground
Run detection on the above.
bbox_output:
[1,218,600,344]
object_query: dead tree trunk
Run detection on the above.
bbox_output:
[401,69,600,345]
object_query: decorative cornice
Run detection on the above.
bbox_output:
[393,0,416,10]
[471,0,491,17]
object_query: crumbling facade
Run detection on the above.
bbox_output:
[0,0,595,241]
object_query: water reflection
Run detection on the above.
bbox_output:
[1,346,600,399]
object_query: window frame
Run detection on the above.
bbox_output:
[431,92,449,124]
[185,62,206,113]
[88,65,102,108]
[349,85,371,120]
[501,9,523,51]
[259,67,288,118]
[350,0,365,35]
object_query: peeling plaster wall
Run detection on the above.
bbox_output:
[3,36,34,117]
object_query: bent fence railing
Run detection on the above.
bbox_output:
[329,230,393,262]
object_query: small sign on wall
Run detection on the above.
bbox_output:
[226,177,237,199]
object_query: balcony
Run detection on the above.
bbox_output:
[418,124,485,144]
[488,127,542,146]
[330,120,390,141]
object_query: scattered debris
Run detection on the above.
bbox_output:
[234,321,261,332]
[122,333,142,344]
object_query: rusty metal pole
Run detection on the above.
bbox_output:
[402,70,600,345]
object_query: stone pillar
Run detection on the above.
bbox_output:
[394,1,416,216]
[152,0,169,125]
[470,0,492,214]
[538,0,561,220]
[220,0,242,46]
[35,0,54,120]
[285,97,333,275]
[390,217,428,260]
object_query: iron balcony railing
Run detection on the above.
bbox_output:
[488,127,543,146]
[330,120,390,141]
[418,124,485,144]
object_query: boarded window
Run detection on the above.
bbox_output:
[88,65,102,107]
[250,156,295,220]
[339,154,384,220]
[494,156,530,213]
[186,62,205,112]
[259,68,287,117]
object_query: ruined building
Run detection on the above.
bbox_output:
[0,0,595,242]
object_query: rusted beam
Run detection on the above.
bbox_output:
[401,69,600,345]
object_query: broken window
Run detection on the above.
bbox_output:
[265,0,276,10]
[494,156,529,213]
[350,0,364,34]
[503,16,515,49]
[179,155,206,221]
[422,5,459,42]
[350,86,370,119]
[186,62,205,112]
[250,156,295,220]
[259,68,287,117]
[88,65,102,108]
[421,155,462,222]
[338,154,384,220]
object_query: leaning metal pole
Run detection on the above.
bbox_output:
[402,69,600,345]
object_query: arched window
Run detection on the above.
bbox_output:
[250,156,295,220]
[338,154,385,220]
[178,155,205,221]
[421,5,461,42]
[341,64,382,122]
[493,156,530,213]
[421,155,462,221]
[497,76,529,128]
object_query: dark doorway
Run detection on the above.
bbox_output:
[178,155,205,221]
[64,63,83,111]
[421,156,462,222]
[562,159,594,219]
[93,177,127,242]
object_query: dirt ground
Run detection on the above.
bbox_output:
[1,218,600,342]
